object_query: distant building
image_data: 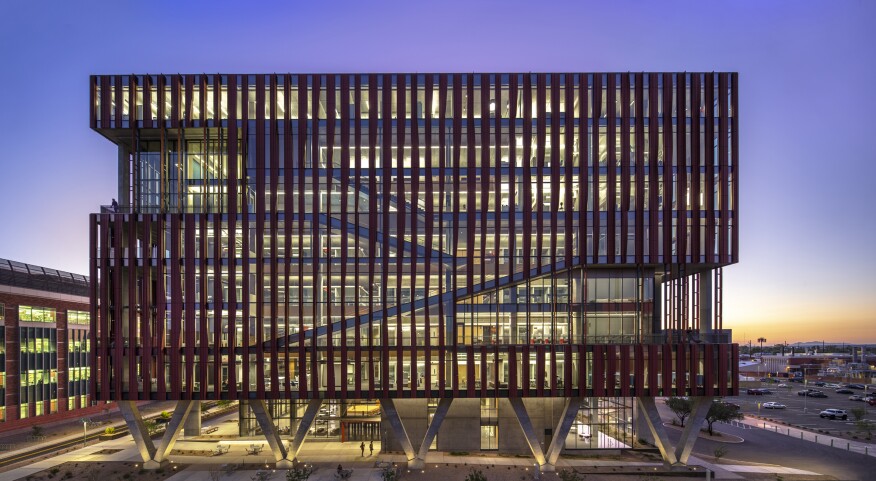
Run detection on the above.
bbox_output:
[0,258,93,432]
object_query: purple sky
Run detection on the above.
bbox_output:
[1,0,873,343]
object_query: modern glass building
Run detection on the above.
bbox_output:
[0,258,92,432]
[89,72,739,469]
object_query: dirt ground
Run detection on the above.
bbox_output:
[17,462,189,481]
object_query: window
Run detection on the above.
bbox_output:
[68,310,90,325]
[18,306,56,323]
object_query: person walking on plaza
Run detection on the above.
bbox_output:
[360,441,365,456]
[369,440,374,456]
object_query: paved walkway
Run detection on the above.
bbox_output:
[0,432,832,481]
[0,401,177,465]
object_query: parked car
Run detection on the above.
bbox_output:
[812,381,826,387]
[789,378,804,383]
[763,402,786,409]
[798,389,818,396]
[835,388,854,394]
[848,383,865,390]
[747,388,771,395]
[807,391,828,398]
[819,409,848,420]
[849,395,864,401]
[776,383,788,388]
[869,398,876,407]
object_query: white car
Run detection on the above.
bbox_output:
[819,409,848,420]
[763,402,786,409]
[776,383,788,388]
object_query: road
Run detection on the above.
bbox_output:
[666,420,873,480]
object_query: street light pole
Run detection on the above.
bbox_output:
[757,337,767,378]
[80,418,90,447]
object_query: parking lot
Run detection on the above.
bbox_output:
[723,382,876,438]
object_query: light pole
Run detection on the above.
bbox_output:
[803,380,808,413]
[80,418,91,447]
[757,337,767,378]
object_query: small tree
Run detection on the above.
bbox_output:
[104,426,116,435]
[160,411,172,420]
[380,465,399,481]
[713,445,727,462]
[31,425,44,438]
[286,464,314,481]
[144,419,159,435]
[705,402,743,436]
[665,397,693,427]
[851,408,873,440]
[465,468,487,481]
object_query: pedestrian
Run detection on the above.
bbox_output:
[338,464,343,475]
[369,440,373,456]
[360,441,365,457]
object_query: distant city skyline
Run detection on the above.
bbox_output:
[0,0,873,343]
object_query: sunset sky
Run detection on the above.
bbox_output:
[1,0,873,344]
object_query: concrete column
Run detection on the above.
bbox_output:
[410,398,452,469]
[674,397,712,465]
[119,400,194,470]
[289,399,322,462]
[698,271,713,337]
[636,397,678,466]
[250,400,292,468]
[183,403,201,436]
[509,398,547,468]
[118,402,157,467]
[381,398,416,464]
[543,398,583,470]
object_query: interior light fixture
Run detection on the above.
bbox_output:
[489,100,496,113]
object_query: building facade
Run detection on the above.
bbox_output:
[0,258,92,432]
[89,72,739,469]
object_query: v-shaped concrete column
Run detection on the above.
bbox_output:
[542,398,584,471]
[249,400,293,468]
[381,398,417,463]
[409,398,453,469]
[119,401,194,469]
[636,397,679,465]
[674,397,712,465]
[509,398,547,468]
[288,399,322,462]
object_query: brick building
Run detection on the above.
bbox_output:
[0,258,94,432]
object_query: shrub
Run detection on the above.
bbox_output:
[465,468,487,481]
[104,426,116,435]
[286,464,314,481]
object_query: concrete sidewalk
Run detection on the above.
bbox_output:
[0,434,830,481]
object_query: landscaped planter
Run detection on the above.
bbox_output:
[99,431,128,441]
